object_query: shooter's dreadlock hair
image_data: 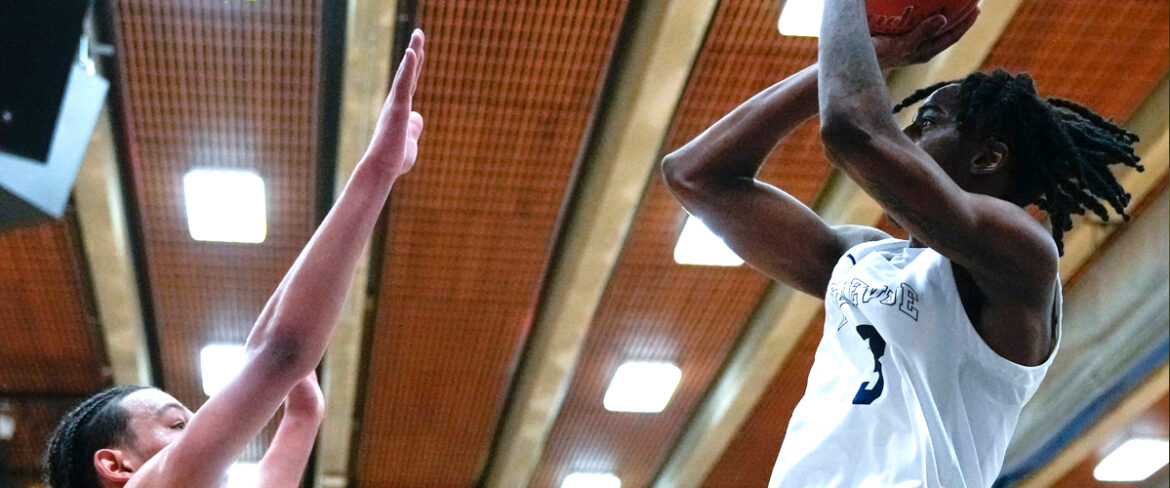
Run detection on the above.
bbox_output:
[44,385,148,488]
[892,69,1143,254]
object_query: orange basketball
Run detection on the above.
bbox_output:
[866,0,978,36]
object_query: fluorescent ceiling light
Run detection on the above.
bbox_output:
[200,344,247,397]
[603,361,682,413]
[673,215,744,267]
[1093,438,1169,482]
[777,0,824,37]
[226,462,260,488]
[562,472,621,488]
[183,169,267,243]
[0,413,13,440]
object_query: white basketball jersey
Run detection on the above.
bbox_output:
[768,238,1060,488]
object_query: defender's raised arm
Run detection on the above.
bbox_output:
[121,31,426,488]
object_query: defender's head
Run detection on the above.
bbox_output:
[894,69,1143,253]
[45,386,192,488]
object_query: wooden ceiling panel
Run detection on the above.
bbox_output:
[700,314,823,488]
[529,182,772,488]
[980,0,1169,122]
[0,397,83,488]
[108,0,323,461]
[0,214,106,487]
[0,218,106,395]
[529,2,834,487]
[353,1,631,486]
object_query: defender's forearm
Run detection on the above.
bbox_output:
[256,409,323,488]
[245,159,396,373]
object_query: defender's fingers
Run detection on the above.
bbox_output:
[417,32,426,89]
[408,28,423,52]
[378,49,418,158]
[410,30,425,97]
[391,49,418,112]
[375,54,410,117]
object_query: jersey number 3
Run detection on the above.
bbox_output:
[852,324,887,405]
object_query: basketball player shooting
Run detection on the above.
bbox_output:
[43,30,426,488]
[661,1,1141,486]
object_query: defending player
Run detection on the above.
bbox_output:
[661,2,1140,486]
[43,30,427,488]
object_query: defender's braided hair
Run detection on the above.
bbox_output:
[892,69,1143,254]
[44,385,148,488]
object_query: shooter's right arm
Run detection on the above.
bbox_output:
[661,64,885,297]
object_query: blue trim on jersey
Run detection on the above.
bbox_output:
[993,336,1170,487]
[847,253,856,265]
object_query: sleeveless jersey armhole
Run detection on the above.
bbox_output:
[948,258,1062,384]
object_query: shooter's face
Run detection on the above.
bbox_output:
[903,84,988,190]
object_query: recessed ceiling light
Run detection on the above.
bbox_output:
[199,343,247,397]
[777,0,824,37]
[562,472,621,488]
[603,361,682,413]
[1093,438,1170,482]
[226,462,260,488]
[183,169,267,243]
[673,215,744,267]
[0,413,13,440]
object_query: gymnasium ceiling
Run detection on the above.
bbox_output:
[1,1,1168,487]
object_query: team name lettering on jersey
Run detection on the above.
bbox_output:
[829,278,919,321]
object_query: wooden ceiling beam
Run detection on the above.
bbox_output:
[481,2,720,487]
[74,105,153,387]
[653,2,1026,486]
[1018,363,1169,488]
[76,9,154,388]
[313,1,397,487]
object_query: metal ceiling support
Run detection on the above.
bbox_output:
[481,1,719,487]
[73,106,153,387]
[652,2,1026,486]
[1017,363,1168,488]
[313,0,397,486]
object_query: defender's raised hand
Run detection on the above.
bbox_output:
[364,29,427,179]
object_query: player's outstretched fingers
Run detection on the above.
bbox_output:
[392,49,417,108]
[409,29,425,97]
